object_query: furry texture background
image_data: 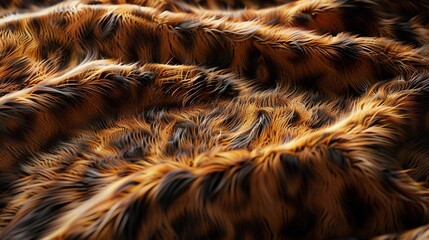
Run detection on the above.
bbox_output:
[0,0,429,239]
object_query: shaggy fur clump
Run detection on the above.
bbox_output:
[0,0,429,239]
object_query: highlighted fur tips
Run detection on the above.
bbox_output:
[0,0,429,239]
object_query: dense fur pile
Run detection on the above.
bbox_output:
[1,0,429,239]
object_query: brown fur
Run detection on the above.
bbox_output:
[0,0,429,239]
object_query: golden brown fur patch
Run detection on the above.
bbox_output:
[0,0,429,239]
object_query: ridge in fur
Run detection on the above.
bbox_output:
[0,0,429,239]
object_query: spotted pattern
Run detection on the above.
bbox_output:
[0,0,429,239]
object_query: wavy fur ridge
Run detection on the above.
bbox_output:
[0,0,429,239]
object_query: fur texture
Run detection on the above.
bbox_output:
[0,0,429,239]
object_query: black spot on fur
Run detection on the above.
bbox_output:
[174,27,197,59]
[246,47,262,80]
[0,44,15,58]
[234,218,272,239]
[171,212,199,239]
[29,18,41,35]
[328,147,349,169]
[0,173,16,209]
[341,184,374,230]
[40,40,61,59]
[119,194,150,239]
[171,212,225,239]
[287,40,310,63]
[53,14,67,28]
[212,0,244,9]
[293,13,312,25]
[297,73,323,90]
[381,169,401,182]
[203,34,233,69]
[331,39,361,69]
[144,109,175,124]
[4,113,35,142]
[41,132,70,153]
[128,28,160,63]
[399,204,427,230]
[199,227,226,240]
[380,168,409,194]
[81,21,96,43]
[135,71,156,85]
[309,109,334,129]
[391,22,420,46]
[58,45,72,70]
[104,72,128,84]
[177,120,198,131]
[4,22,19,33]
[245,47,278,89]
[287,110,301,124]
[148,229,163,240]
[123,145,148,160]
[280,154,305,175]
[117,181,140,194]
[100,74,130,107]
[130,8,155,22]
[306,91,326,107]
[113,129,151,151]
[1,198,67,239]
[256,55,279,90]
[234,160,255,197]
[2,99,23,110]
[216,76,239,99]
[157,170,196,210]
[279,153,312,204]
[8,57,31,72]
[338,0,377,36]
[334,96,349,109]
[73,177,94,194]
[281,209,318,238]
[0,0,11,8]
[201,171,226,202]
[40,40,72,70]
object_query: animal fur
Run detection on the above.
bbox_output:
[0,0,429,239]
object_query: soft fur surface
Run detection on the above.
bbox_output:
[0,0,429,239]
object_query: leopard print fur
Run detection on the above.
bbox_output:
[0,0,429,239]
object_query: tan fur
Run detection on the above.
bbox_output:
[0,0,429,239]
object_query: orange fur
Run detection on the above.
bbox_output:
[0,0,429,239]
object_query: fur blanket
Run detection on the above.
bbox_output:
[0,0,429,239]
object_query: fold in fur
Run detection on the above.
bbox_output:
[0,0,429,239]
